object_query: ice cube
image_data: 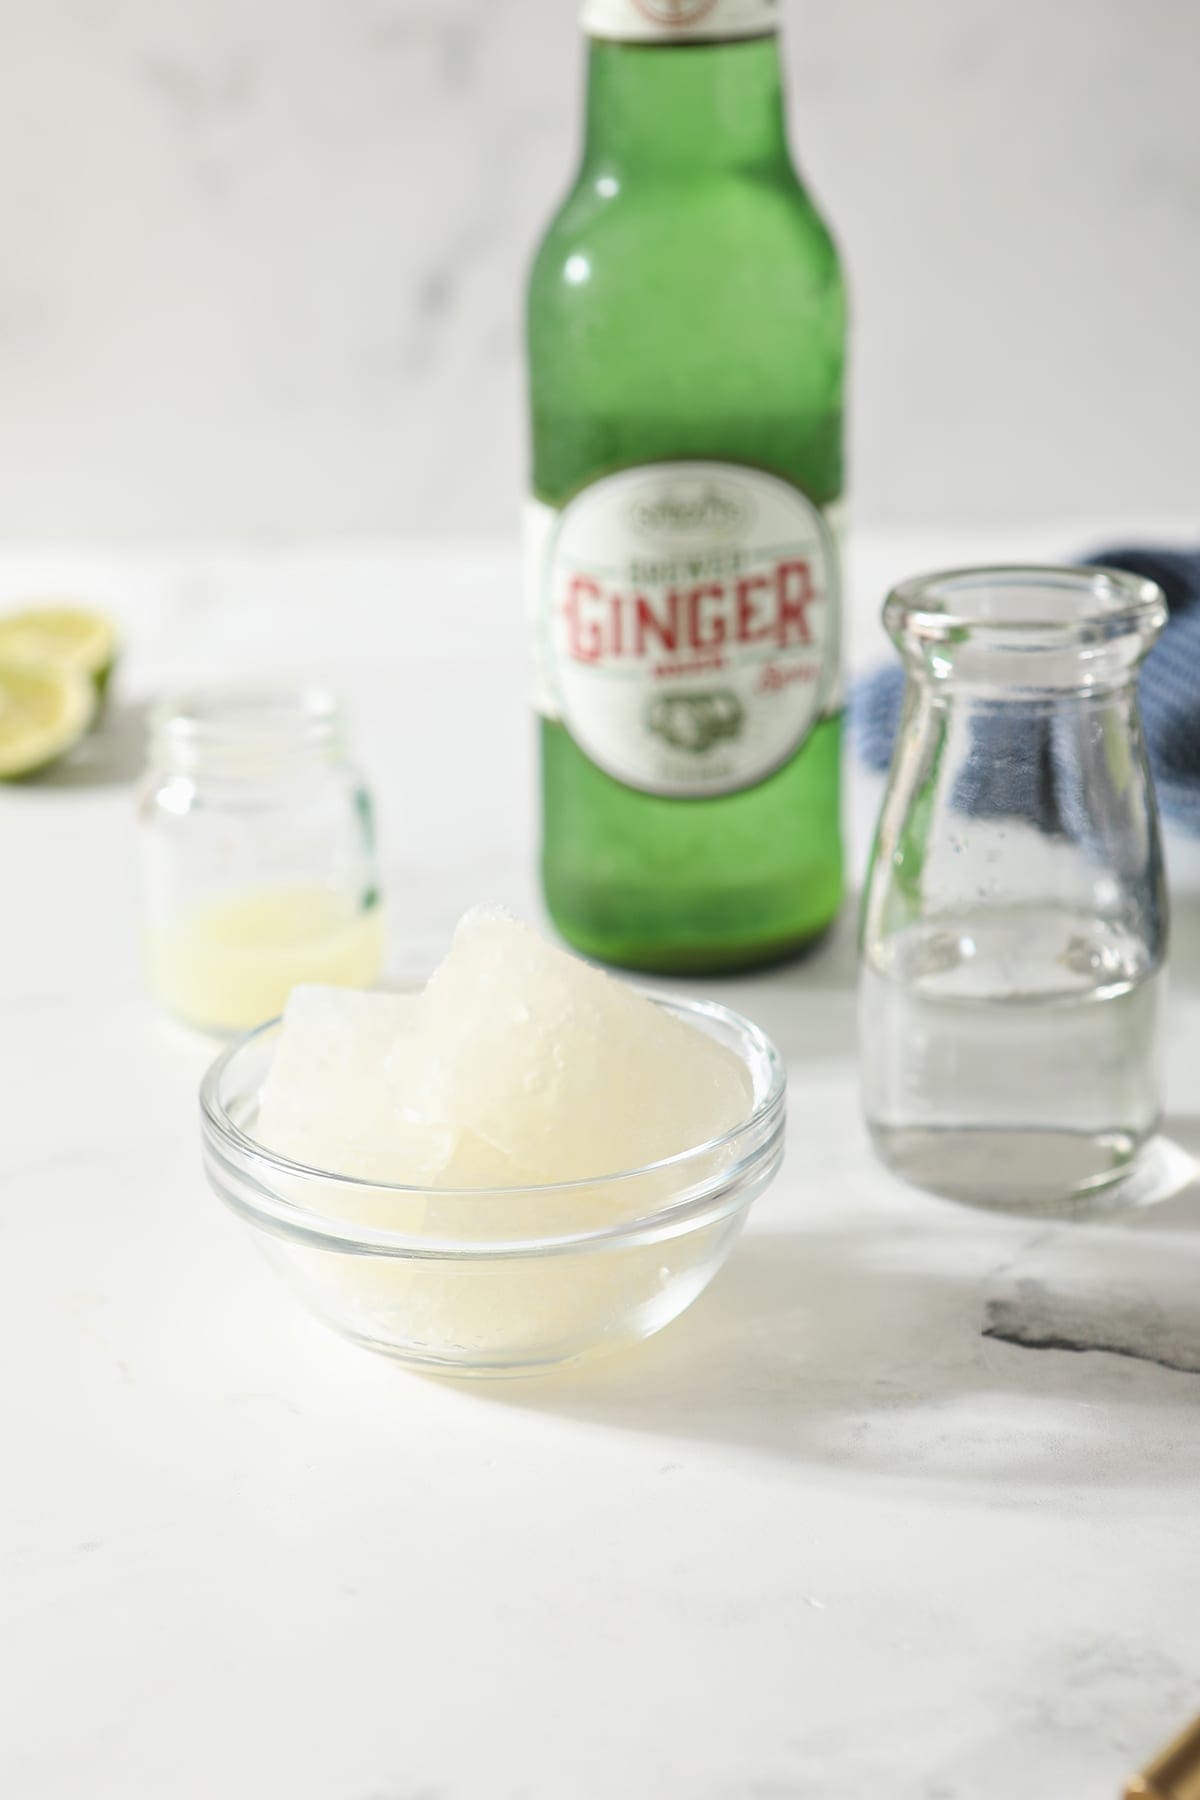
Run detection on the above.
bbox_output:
[395,907,753,1183]
[255,913,755,1199]
[255,985,447,1185]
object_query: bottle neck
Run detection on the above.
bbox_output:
[581,35,790,177]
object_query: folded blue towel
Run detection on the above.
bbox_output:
[850,546,1200,833]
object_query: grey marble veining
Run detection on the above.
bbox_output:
[984,1218,1200,1376]
[0,1,1195,536]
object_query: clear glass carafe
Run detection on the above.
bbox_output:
[860,566,1168,1211]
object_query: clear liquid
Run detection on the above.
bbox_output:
[860,909,1163,1211]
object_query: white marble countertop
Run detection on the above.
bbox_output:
[3,529,1199,1800]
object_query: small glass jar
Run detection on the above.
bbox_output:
[138,688,386,1034]
[860,565,1168,1212]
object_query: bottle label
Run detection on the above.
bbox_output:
[527,461,840,800]
[582,0,779,43]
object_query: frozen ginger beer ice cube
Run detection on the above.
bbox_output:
[255,986,453,1185]
[254,980,540,1195]
[254,909,754,1195]
[408,907,753,1183]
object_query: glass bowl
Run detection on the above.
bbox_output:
[200,993,786,1377]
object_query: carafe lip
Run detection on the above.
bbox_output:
[885,564,1167,653]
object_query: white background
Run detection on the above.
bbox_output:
[3,532,1200,1800]
[0,0,1196,539]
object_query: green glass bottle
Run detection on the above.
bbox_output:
[526,0,847,973]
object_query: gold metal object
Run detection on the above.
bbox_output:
[1127,1713,1200,1800]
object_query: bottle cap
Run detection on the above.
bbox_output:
[582,0,779,43]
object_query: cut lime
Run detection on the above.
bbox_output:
[0,605,119,698]
[0,661,96,779]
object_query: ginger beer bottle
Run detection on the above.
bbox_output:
[526,0,846,973]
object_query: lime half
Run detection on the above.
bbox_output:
[0,605,119,697]
[0,662,97,779]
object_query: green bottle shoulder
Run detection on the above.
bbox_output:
[527,167,846,505]
[530,168,845,308]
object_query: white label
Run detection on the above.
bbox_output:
[582,0,779,43]
[529,462,840,799]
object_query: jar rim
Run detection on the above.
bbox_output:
[884,564,1167,648]
[150,685,346,774]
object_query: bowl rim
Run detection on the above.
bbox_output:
[200,989,787,1256]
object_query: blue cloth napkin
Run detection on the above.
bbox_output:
[850,546,1200,833]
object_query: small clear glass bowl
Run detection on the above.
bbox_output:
[200,993,786,1377]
